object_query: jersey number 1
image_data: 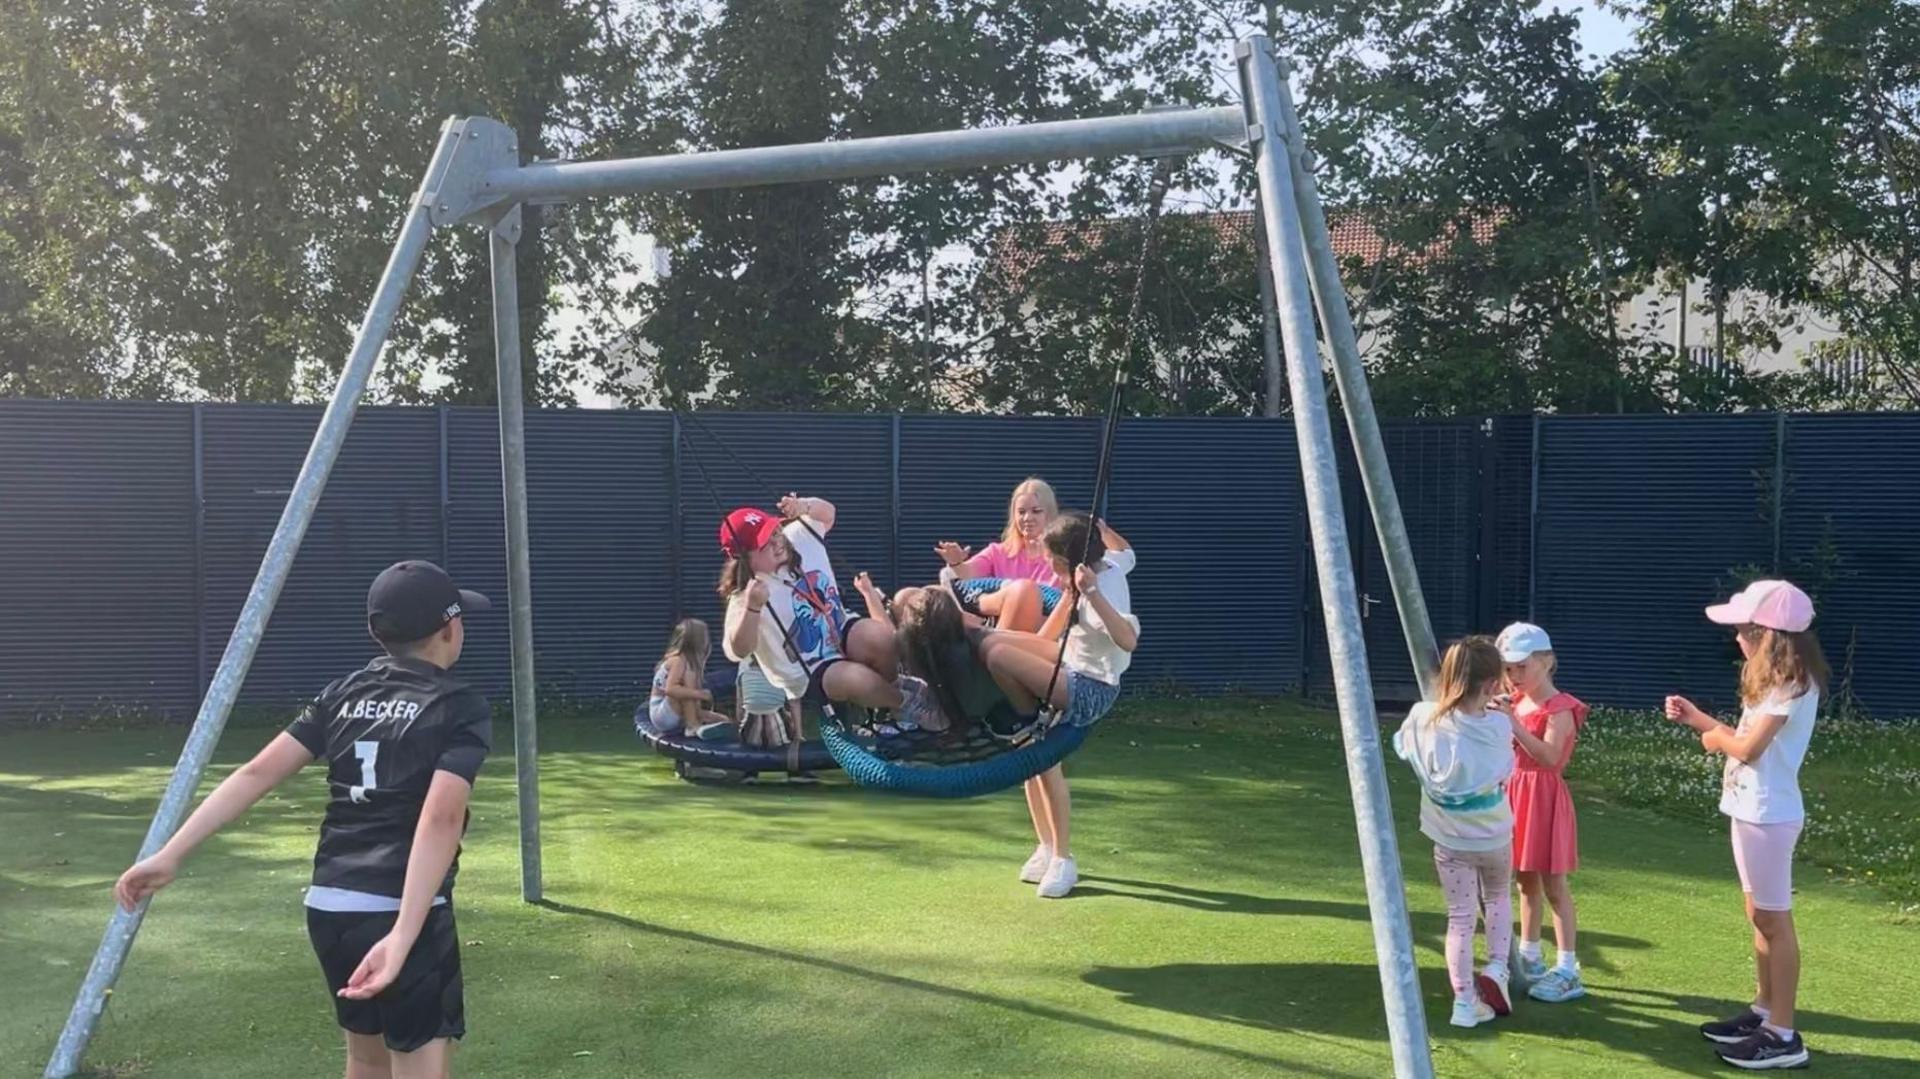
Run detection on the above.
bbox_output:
[349,740,379,803]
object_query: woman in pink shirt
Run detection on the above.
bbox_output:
[935,477,1063,633]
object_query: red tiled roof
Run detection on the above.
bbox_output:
[984,207,1502,291]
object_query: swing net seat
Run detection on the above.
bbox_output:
[633,705,841,775]
[668,159,1170,800]
[822,718,1088,798]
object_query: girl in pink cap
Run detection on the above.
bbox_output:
[1664,579,1829,1071]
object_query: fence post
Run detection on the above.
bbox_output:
[1475,418,1498,629]
[191,404,208,703]
[438,405,451,568]
[1527,415,1543,621]
[1771,412,1787,573]
[668,411,683,627]
[890,414,902,590]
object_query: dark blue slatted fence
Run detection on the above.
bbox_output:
[2,399,1915,719]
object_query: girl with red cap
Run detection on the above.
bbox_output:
[716,495,939,729]
[1665,579,1829,1071]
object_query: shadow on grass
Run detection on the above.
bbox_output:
[1083,961,1920,1076]
[1073,876,1652,973]
[531,898,1365,1076]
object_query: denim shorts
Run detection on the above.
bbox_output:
[1062,672,1121,728]
[647,694,682,732]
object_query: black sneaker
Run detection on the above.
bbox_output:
[1716,1028,1809,1070]
[1700,1009,1766,1045]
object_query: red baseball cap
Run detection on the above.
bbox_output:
[718,507,780,557]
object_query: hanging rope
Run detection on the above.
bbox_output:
[1037,156,1176,714]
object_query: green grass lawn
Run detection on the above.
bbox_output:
[3,698,1917,1078]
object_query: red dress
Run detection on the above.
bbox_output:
[1508,691,1590,874]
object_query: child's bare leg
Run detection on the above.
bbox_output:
[845,618,899,681]
[388,1037,452,1079]
[1543,872,1577,955]
[1024,777,1054,849]
[674,697,707,730]
[994,579,1046,634]
[785,701,805,743]
[1753,907,1798,1029]
[978,633,1072,713]
[1034,764,1071,857]
[345,1033,393,1079]
[698,708,733,727]
[1515,870,1545,947]
[821,660,905,712]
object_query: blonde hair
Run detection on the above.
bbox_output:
[1739,625,1830,707]
[661,618,711,674]
[1000,477,1059,556]
[1433,636,1505,721]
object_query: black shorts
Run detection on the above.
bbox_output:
[803,615,869,707]
[804,657,846,707]
[307,904,465,1052]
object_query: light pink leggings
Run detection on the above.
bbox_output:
[1434,843,1513,995]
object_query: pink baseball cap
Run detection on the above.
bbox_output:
[1705,579,1814,633]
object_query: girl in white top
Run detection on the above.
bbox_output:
[1391,636,1517,1029]
[1664,579,1829,1071]
[977,512,1138,900]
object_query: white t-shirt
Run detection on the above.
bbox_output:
[1393,703,1515,852]
[722,515,850,699]
[1720,685,1819,824]
[1064,547,1139,686]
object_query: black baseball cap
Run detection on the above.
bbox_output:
[367,560,491,643]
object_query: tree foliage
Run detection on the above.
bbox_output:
[2,0,1915,414]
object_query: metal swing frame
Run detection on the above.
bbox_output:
[47,34,1443,1079]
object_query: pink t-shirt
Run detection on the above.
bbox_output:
[966,540,1061,587]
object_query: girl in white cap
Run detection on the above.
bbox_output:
[1495,621,1590,1006]
[1664,579,1828,1071]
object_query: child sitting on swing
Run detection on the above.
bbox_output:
[718,495,940,730]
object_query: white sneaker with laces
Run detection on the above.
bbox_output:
[1020,844,1054,884]
[1036,855,1078,898]
[1449,996,1496,1028]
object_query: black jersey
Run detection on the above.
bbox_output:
[286,655,492,900]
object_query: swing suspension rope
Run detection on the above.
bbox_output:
[663,158,1175,795]
[1038,156,1174,715]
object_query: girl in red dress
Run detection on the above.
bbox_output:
[1497,622,1591,1004]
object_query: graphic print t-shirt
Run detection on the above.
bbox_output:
[285,655,492,902]
[722,514,851,699]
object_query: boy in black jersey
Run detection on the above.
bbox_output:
[116,560,494,1078]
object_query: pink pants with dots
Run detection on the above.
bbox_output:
[1433,843,1513,995]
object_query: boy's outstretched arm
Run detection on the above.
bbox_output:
[115,733,314,911]
[339,769,471,1000]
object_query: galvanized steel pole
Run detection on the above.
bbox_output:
[481,107,1246,204]
[44,119,464,1079]
[1268,64,1440,697]
[488,206,542,903]
[1238,35,1434,1079]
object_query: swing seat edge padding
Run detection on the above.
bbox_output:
[821,721,1089,798]
[634,706,840,773]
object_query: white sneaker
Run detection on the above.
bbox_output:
[1036,855,1078,898]
[1019,844,1054,884]
[1450,996,1496,1028]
